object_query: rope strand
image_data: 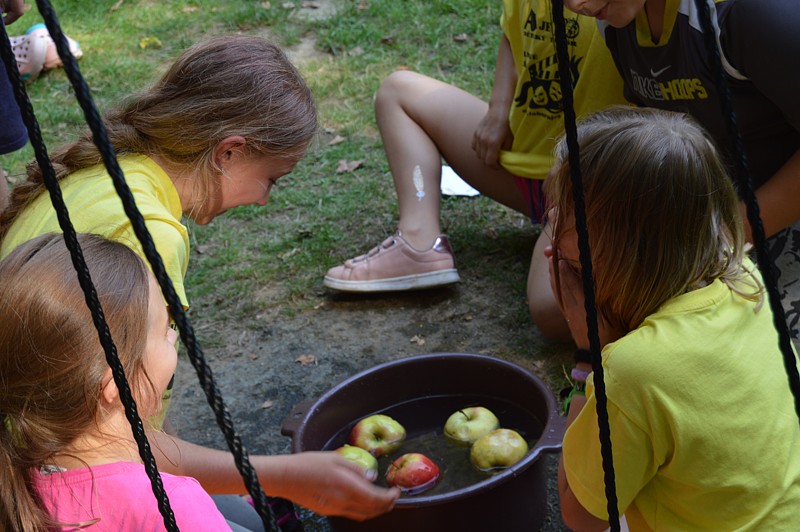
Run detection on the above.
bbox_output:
[0,18,178,531]
[33,1,280,528]
[551,2,621,528]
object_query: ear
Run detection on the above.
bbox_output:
[100,367,120,405]
[213,136,247,168]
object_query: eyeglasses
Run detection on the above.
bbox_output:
[542,207,582,305]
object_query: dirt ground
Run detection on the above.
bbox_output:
[168,250,570,532]
[167,2,570,530]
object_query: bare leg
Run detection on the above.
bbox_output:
[375,71,529,250]
[528,228,572,342]
[324,71,532,292]
[0,170,9,214]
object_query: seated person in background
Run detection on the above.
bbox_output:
[324,0,626,343]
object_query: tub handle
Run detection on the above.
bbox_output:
[280,399,314,437]
[538,411,567,454]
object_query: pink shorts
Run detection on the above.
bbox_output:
[512,175,546,225]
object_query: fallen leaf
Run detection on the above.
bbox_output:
[381,35,395,45]
[463,314,474,322]
[314,301,327,310]
[182,5,199,13]
[396,65,411,71]
[327,135,346,146]
[278,247,300,260]
[195,244,210,255]
[282,2,295,8]
[357,0,369,9]
[295,354,317,366]
[261,399,274,409]
[336,159,364,173]
[410,335,426,346]
[259,1,271,8]
[248,353,259,361]
[453,33,469,42]
[139,36,163,50]
[110,0,124,12]
[301,1,320,7]
[348,46,364,57]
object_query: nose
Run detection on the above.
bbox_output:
[564,0,590,14]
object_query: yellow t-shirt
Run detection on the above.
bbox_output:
[563,273,800,529]
[1,154,190,307]
[500,0,626,178]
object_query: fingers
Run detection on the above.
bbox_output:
[2,0,25,25]
[339,485,401,521]
[335,453,379,482]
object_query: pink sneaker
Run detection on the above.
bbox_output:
[9,32,48,84]
[324,233,461,292]
[25,24,83,71]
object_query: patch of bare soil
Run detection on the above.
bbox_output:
[169,247,569,530]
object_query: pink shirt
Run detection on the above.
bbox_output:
[33,461,231,531]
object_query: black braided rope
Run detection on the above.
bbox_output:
[693,0,800,420]
[0,21,178,531]
[551,2,620,528]
[9,2,281,529]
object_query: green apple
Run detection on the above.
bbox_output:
[443,406,500,444]
[336,444,379,477]
[348,414,406,457]
[470,428,528,471]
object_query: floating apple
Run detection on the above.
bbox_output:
[385,452,441,495]
[335,444,379,477]
[443,406,500,444]
[470,428,528,471]
[348,414,406,457]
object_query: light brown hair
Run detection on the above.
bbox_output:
[0,35,318,236]
[0,233,151,531]
[545,106,757,332]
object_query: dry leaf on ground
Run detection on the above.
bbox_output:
[295,354,317,366]
[410,335,426,346]
[453,33,469,42]
[261,400,274,409]
[336,159,364,173]
[327,135,346,146]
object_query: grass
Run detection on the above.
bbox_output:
[1,0,543,326]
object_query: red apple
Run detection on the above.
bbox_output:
[443,406,499,444]
[348,414,406,457]
[385,452,441,495]
[335,444,378,477]
[470,428,528,471]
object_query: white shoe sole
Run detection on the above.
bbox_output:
[324,269,461,292]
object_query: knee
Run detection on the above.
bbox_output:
[375,70,421,116]
[529,292,573,344]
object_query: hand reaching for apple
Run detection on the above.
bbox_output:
[270,451,400,520]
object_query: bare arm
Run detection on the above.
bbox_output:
[147,431,400,521]
[471,34,518,167]
[743,149,800,241]
[548,251,619,529]
[558,392,610,531]
[1,0,24,25]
